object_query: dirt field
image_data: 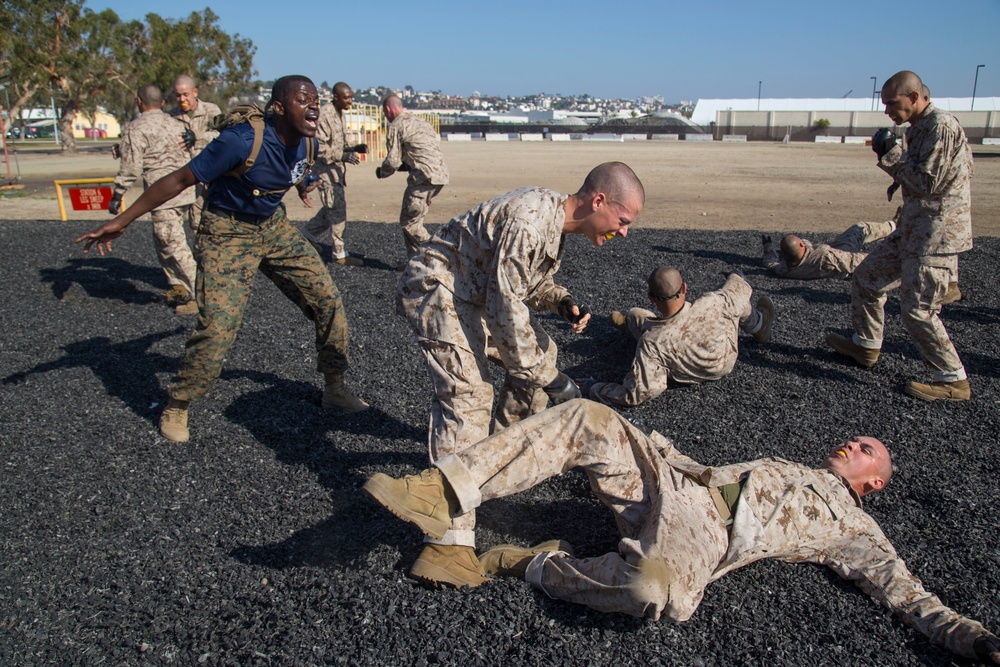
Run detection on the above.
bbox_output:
[2,140,998,235]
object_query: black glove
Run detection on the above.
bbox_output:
[107,193,123,216]
[543,372,581,405]
[181,129,196,151]
[886,182,900,202]
[871,128,897,159]
[974,636,1000,664]
[557,296,592,324]
[375,166,387,179]
[761,234,772,247]
[353,143,368,154]
[576,377,597,396]
[729,268,746,280]
[397,162,411,172]
[110,143,121,160]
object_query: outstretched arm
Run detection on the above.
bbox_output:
[75,165,198,255]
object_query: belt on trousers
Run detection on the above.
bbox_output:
[206,206,273,224]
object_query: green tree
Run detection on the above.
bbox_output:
[0,0,256,152]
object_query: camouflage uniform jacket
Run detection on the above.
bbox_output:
[113,109,194,211]
[169,100,221,156]
[381,111,450,186]
[652,436,990,657]
[590,276,749,406]
[314,103,351,185]
[763,239,862,279]
[398,187,570,388]
[878,104,973,257]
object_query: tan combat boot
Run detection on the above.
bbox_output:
[334,256,364,267]
[480,539,574,578]
[363,468,457,539]
[162,284,190,303]
[904,379,971,402]
[610,311,627,333]
[322,373,369,412]
[941,283,962,305]
[752,296,775,343]
[159,399,190,442]
[826,333,880,368]
[410,544,488,589]
[175,301,199,316]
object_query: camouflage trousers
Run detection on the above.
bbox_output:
[168,205,350,402]
[829,220,895,254]
[301,179,349,259]
[401,285,555,546]
[400,183,443,258]
[150,206,196,296]
[435,399,728,620]
[850,234,964,381]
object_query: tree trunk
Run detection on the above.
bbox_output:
[59,103,77,153]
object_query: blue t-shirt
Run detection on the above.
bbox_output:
[190,118,316,218]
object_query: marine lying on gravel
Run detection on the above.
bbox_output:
[364,400,1000,665]
[580,267,774,407]
[761,218,896,281]
[396,162,644,590]
[75,75,368,445]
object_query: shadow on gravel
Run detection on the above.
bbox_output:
[2,327,186,417]
[650,244,757,268]
[40,256,165,303]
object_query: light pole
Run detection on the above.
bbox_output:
[757,81,761,111]
[972,64,985,111]
[870,76,877,111]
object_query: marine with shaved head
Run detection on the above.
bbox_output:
[300,82,368,266]
[827,70,974,401]
[377,93,450,264]
[108,83,198,314]
[365,398,1000,664]
[169,74,221,231]
[396,162,644,589]
[582,265,774,407]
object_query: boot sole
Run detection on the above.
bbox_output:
[363,474,449,539]
[903,386,970,402]
[409,559,488,589]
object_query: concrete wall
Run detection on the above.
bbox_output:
[714,109,999,142]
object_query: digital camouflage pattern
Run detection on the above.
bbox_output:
[847,104,972,380]
[168,205,349,402]
[397,187,573,546]
[381,111,450,258]
[302,103,353,257]
[763,220,895,280]
[113,108,196,292]
[433,400,992,659]
[878,104,973,258]
[589,274,756,406]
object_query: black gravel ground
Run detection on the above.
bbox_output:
[2,219,998,666]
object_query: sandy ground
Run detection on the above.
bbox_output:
[2,140,998,236]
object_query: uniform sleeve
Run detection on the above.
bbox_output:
[316,106,339,165]
[590,336,669,407]
[112,128,143,196]
[878,124,961,199]
[818,523,989,659]
[484,221,560,388]
[380,122,402,175]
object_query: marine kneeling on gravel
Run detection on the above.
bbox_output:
[365,399,1000,665]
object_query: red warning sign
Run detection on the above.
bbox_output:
[68,185,113,211]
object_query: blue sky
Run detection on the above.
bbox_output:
[90,0,998,101]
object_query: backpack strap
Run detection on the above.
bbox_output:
[230,113,265,178]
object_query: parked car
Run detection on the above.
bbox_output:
[83,127,107,139]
